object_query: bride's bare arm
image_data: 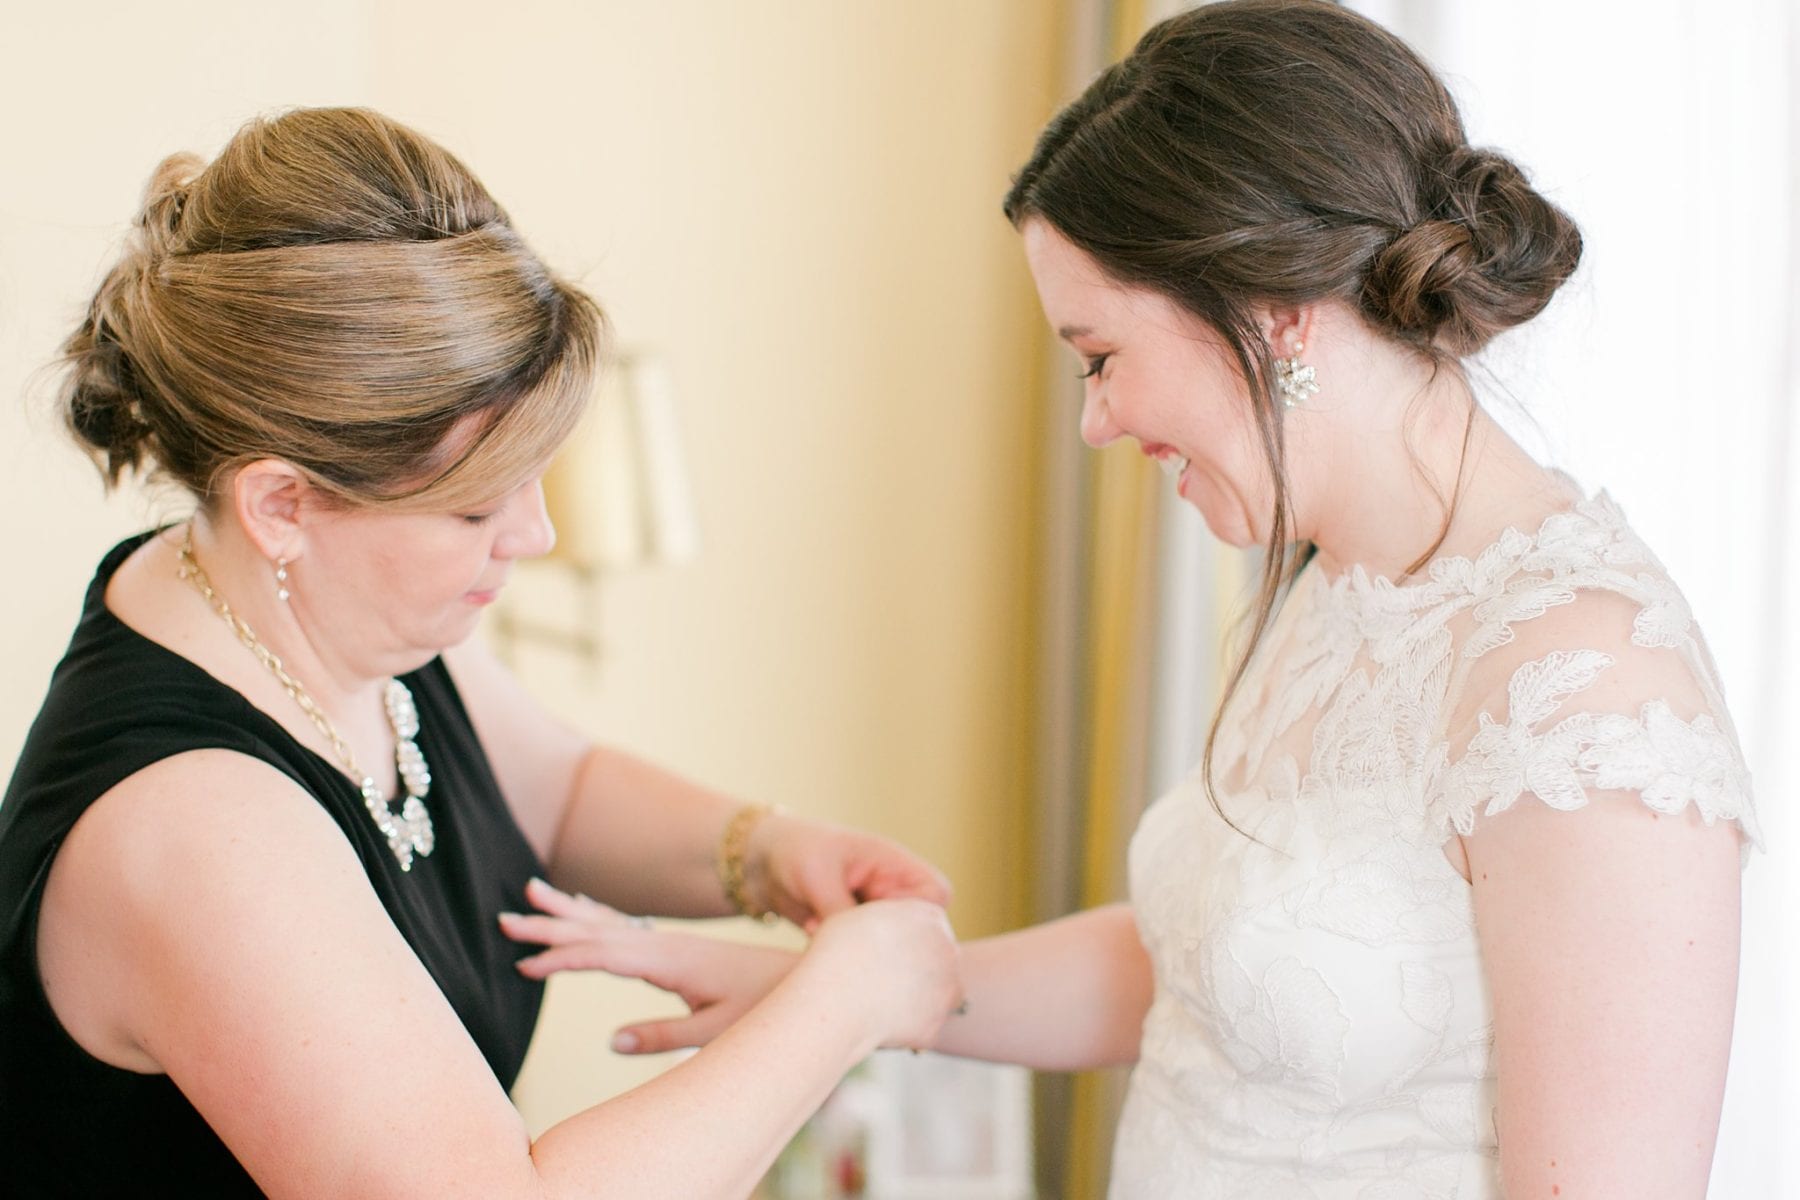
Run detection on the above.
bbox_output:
[931,904,1152,1069]
[511,892,1154,1072]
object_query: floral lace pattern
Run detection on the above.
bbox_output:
[1110,493,1760,1199]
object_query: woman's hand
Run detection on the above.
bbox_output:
[503,878,962,1054]
[801,897,964,1051]
[502,878,798,1054]
[745,812,952,931]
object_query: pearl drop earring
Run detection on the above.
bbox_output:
[274,558,290,603]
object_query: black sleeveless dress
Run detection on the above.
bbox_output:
[0,533,548,1197]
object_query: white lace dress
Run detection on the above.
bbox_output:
[1109,493,1762,1199]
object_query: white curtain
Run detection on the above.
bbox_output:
[1148,1,1799,1193]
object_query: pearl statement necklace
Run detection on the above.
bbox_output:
[177,528,436,871]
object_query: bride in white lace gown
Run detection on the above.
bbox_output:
[1106,487,1758,1198]
[504,3,1759,1196]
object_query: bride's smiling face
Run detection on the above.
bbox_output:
[1021,219,1279,548]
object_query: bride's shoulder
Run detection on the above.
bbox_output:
[1432,491,1759,849]
[1441,489,1692,655]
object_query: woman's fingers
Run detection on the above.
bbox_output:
[790,863,857,923]
[497,911,601,946]
[511,929,696,991]
[855,857,953,907]
[503,879,649,947]
[523,876,618,919]
[612,1008,734,1055]
[522,875,579,912]
[513,937,637,979]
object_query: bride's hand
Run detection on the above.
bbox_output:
[499,877,798,1054]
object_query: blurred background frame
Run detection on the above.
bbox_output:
[1,2,1792,1196]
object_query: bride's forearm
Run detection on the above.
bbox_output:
[932,903,1153,1070]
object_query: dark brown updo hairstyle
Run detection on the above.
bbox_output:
[1003,0,1582,821]
[60,106,604,512]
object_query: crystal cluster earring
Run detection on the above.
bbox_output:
[274,558,290,603]
[1274,341,1319,409]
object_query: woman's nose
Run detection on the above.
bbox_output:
[1079,391,1123,448]
[497,480,557,560]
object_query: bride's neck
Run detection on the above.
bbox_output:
[1298,359,1573,583]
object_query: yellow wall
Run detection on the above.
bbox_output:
[1,2,1056,1135]
[0,2,376,759]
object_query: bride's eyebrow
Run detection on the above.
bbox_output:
[1057,324,1093,341]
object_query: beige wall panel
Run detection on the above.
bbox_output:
[0,3,375,768]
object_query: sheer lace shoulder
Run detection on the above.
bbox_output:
[1424,496,1762,850]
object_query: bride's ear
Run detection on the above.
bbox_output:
[1254,304,1316,357]
[229,459,316,564]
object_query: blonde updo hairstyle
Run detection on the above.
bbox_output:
[1003,0,1583,828]
[60,106,604,513]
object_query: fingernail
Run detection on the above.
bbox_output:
[611,1031,640,1054]
[527,877,547,890]
[497,911,520,923]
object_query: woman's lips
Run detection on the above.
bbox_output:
[1139,441,1191,483]
[466,576,508,606]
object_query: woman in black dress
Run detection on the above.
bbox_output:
[0,106,961,1198]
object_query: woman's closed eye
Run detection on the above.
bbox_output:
[1079,353,1111,379]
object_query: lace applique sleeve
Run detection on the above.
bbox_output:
[1435,580,1763,852]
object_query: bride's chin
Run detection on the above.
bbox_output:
[1208,523,1261,550]
[1184,488,1260,549]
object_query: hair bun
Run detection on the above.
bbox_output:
[56,153,204,486]
[61,301,156,485]
[1362,145,1583,354]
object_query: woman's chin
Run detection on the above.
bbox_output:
[1204,523,1259,550]
[396,616,483,671]
[1182,486,1258,549]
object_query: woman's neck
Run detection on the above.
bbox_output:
[183,516,390,719]
[1293,334,1575,583]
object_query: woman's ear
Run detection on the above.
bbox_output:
[1257,304,1316,357]
[229,459,314,563]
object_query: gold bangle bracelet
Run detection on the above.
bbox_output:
[716,802,779,922]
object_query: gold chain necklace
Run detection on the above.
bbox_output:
[176,527,435,871]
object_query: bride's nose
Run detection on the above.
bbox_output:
[1080,391,1124,448]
